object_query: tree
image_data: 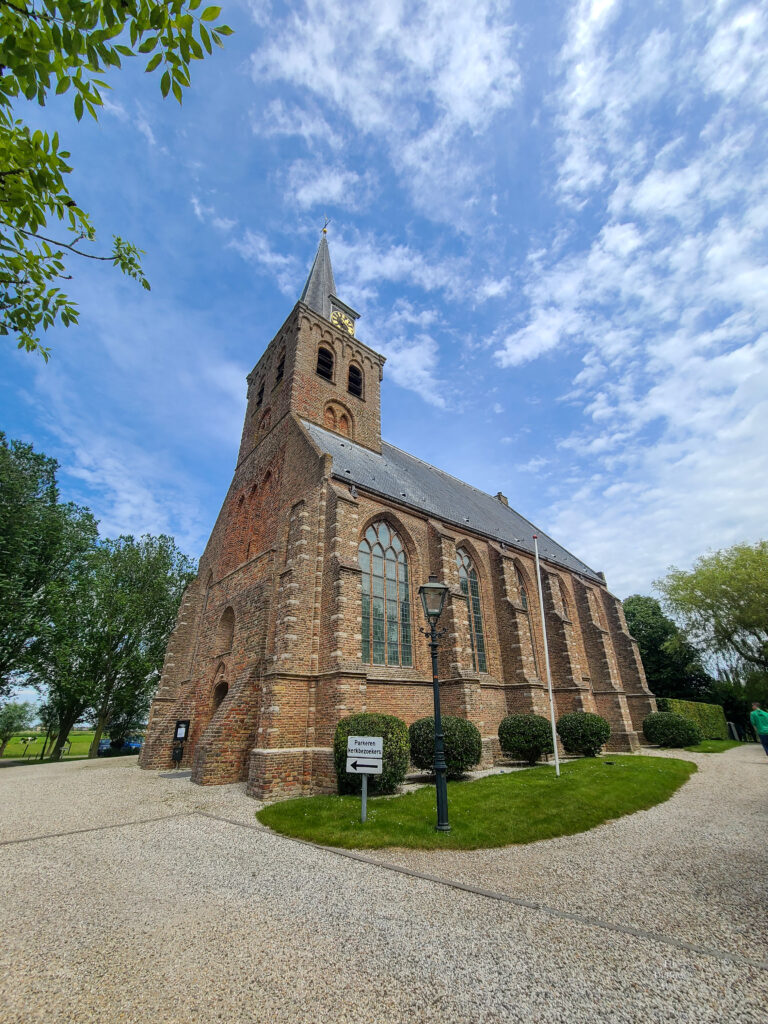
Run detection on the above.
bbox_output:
[0,432,97,696]
[623,594,711,700]
[27,533,195,759]
[1,0,232,359]
[655,542,768,674]
[0,701,34,756]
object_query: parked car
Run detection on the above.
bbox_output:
[122,736,143,754]
[96,738,113,757]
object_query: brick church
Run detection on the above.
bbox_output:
[139,232,656,798]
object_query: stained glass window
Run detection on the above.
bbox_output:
[358,521,412,666]
[456,548,487,672]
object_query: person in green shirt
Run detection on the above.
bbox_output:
[750,704,768,756]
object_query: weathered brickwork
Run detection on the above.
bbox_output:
[140,244,656,796]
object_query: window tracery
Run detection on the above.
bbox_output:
[358,521,412,667]
[456,548,487,672]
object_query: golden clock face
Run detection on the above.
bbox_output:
[331,309,354,335]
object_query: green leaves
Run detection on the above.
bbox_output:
[0,0,233,356]
[656,542,768,673]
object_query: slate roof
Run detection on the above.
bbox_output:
[301,419,602,582]
[298,234,336,322]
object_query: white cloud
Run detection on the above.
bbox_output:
[250,0,522,226]
[517,455,550,474]
[135,110,157,148]
[477,276,512,301]
[285,160,370,210]
[257,98,342,148]
[228,230,298,294]
[495,0,768,593]
[377,333,447,409]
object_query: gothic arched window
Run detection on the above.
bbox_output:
[216,607,235,654]
[456,548,487,672]
[316,346,334,381]
[348,364,363,398]
[517,568,540,675]
[358,522,412,666]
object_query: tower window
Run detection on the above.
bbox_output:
[255,382,264,408]
[316,347,334,381]
[456,548,487,672]
[348,364,363,398]
[275,354,285,384]
[358,521,412,667]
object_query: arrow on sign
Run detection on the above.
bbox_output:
[349,760,380,771]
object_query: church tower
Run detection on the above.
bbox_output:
[236,230,385,464]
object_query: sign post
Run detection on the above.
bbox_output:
[346,735,383,823]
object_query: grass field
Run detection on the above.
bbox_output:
[256,754,697,851]
[1,730,96,760]
[684,739,743,753]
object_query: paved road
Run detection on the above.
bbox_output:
[0,747,766,1023]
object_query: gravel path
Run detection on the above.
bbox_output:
[0,747,766,1023]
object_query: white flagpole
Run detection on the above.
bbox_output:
[533,534,560,777]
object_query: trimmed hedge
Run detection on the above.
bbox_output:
[498,714,554,766]
[643,711,702,747]
[557,711,611,757]
[655,697,728,740]
[409,716,482,778]
[334,713,410,795]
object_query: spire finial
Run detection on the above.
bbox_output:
[322,215,330,235]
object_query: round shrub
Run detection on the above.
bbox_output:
[557,711,611,757]
[409,716,482,778]
[643,711,702,748]
[334,713,410,795]
[498,714,554,766]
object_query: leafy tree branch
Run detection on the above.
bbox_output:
[0,0,232,358]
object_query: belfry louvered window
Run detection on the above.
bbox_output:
[517,568,540,675]
[348,364,363,398]
[358,522,412,666]
[316,346,334,381]
[456,548,487,672]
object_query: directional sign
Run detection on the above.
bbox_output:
[346,735,383,775]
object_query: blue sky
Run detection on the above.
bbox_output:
[3,0,767,603]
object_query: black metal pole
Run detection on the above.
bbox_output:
[430,621,451,832]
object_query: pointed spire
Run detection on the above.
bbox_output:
[299,230,337,321]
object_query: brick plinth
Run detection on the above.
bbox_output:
[247,747,335,800]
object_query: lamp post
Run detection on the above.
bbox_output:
[418,574,451,833]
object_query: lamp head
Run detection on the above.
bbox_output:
[419,575,448,625]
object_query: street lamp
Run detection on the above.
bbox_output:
[418,574,451,832]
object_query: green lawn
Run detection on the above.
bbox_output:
[684,739,743,753]
[256,754,696,850]
[2,730,95,760]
